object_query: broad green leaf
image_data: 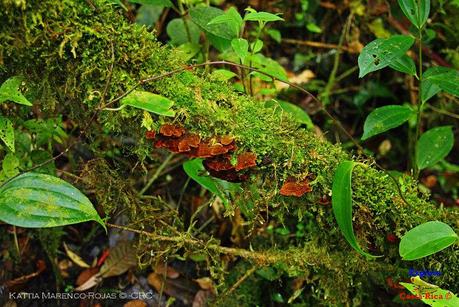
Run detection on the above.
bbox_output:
[207,7,243,36]
[266,100,313,128]
[332,161,381,258]
[175,42,201,62]
[183,159,229,205]
[251,39,263,53]
[399,221,457,260]
[416,126,454,169]
[166,18,201,46]
[0,172,105,229]
[0,116,15,152]
[0,76,32,106]
[362,105,413,140]
[358,35,415,78]
[211,69,238,81]
[398,0,430,29]
[129,0,173,7]
[121,90,175,117]
[190,7,237,40]
[400,278,459,307]
[231,38,249,61]
[267,29,281,43]
[421,66,459,102]
[249,54,288,82]
[244,11,284,22]
[135,4,164,26]
[389,54,417,75]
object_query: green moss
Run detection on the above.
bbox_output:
[1,0,457,304]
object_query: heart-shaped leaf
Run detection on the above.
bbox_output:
[0,172,105,229]
[0,76,32,106]
[362,105,413,140]
[398,0,430,29]
[416,126,454,170]
[121,90,175,117]
[399,221,457,260]
[332,161,381,259]
[358,35,415,78]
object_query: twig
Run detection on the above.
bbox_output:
[282,38,355,53]
[222,266,257,298]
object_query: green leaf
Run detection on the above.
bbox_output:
[389,54,417,75]
[332,161,381,259]
[401,284,459,306]
[231,38,249,61]
[267,29,281,43]
[358,35,415,78]
[121,90,175,117]
[183,159,229,205]
[0,116,15,152]
[0,172,105,229]
[244,11,284,22]
[306,22,322,33]
[207,7,243,36]
[361,105,413,140]
[416,126,454,170]
[135,4,164,26]
[251,39,263,53]
[249,54,288,81]
[266,100,313,128]
[129,0,173,7]
[421,66,459,102]
[399,221,457,260]
[0,76,33,106]
[190,7,238,40]
[211,69,238,81]
[398,0,430,29]
[400,278,459,306]
[166,18,201,46]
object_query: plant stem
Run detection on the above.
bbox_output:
[413,27,423,178]
[177,0,192,43]
[138,153,175,196]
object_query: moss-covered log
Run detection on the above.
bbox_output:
[1,0,457,305]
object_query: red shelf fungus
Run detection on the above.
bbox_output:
[147,125,258,183]
[279,178,312,197]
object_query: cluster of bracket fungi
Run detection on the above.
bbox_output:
[146,124,313,197]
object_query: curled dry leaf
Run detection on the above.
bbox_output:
[99,241,137,278]
[76,267,99,286]
[279,178,312,197]
[63,242,90,268]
